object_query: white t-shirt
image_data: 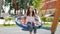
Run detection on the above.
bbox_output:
[26,16,35,23]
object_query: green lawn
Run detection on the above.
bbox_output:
[0,24,60,28]
[0,24,18,28]
[43,23,60,27]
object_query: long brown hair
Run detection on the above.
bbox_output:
[26,6,35,16]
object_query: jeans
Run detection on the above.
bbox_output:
[27,22,37,33]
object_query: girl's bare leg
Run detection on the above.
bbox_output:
[30,32,32,34]
[34,21,39,25]
[34,33,36,34]
[34,29,36,34]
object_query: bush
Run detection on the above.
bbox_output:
[5,17,15,21]
[4,17,15,26]
[41,17,54,22]
[46,17,54,22]
[41,17,47,22]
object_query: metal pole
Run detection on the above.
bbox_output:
[51,0,60,34]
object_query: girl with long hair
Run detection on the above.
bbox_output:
[25,6,39,34]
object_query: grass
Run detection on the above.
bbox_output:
[43,24,52,27]
[0,24,18,28]
[0,23,60,28]
[0,24,52,28]
[43,23,60,27]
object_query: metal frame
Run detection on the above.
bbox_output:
[51,0,60,34]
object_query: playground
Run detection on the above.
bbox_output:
[0,0,60,34]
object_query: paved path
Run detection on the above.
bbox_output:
[0,26,60,34]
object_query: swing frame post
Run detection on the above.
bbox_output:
[51,0,60,34]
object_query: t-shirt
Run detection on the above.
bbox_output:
[26,16,35,23]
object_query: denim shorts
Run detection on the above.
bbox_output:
[27,22,37,33]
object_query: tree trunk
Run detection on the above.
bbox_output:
[0,0,3,17]
[13,0,18,14]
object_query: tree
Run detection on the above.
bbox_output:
[32,0,45,17]
[4,0,44,15]
[4,0,30,15]
[0,0,3,17]
[32,0,45,10]
[5,0,14,14]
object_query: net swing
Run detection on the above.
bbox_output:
[15,14,43,30]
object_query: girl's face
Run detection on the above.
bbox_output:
[29,6,34,12]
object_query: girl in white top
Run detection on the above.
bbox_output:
[25,6,39,34]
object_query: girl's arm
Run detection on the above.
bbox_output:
[34,21,39,25]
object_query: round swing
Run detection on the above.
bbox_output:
[15,16,43,30]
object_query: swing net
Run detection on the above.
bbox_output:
[15,16,43,30]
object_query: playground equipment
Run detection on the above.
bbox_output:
[13,0,60,34]
[15,16,42,30]
[13,0,43,30]
[51,0,60,34]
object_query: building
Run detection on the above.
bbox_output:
[41,0,57,14]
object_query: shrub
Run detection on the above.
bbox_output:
[41,17,54,22]
[4,17,15,26]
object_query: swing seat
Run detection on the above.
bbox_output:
[15,16,43,30]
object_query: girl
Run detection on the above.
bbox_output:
[25,6,39,34]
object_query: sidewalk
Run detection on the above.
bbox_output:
[0,26,60,34]
[0,27,51,34]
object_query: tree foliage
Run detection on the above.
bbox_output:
[32,0,45,10]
